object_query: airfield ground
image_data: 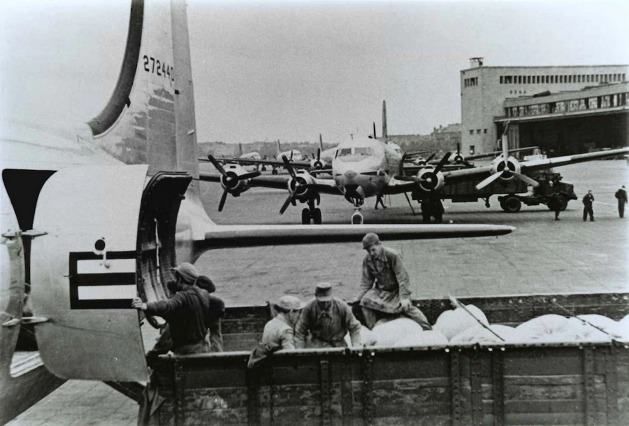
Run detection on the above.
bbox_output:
[8,159,628,425]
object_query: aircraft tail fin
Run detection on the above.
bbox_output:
[86,0,199,190]
[382,100,388,141]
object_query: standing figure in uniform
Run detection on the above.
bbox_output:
[374,194,387,209]
[295,283,361,348]
[582,190,595,222]
[357,233,431,330]
[548,192,562,221]
[615,185,627,218]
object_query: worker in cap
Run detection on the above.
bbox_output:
[362,232,380,249]
[295,283,361,349]
[172,262,199,284]
[357,233,432,330]
[132,262,221,355]
[248,295,304,368]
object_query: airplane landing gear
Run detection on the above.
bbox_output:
[348,196,364,225]
[351,209,364,225]
[301,196,322,224]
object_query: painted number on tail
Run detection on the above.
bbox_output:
[143,55,174,82]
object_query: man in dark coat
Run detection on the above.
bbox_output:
[615,185,627,218]
[132,263,224,355]
[582,190,595,222]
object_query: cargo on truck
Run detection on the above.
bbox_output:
[137,292,629,425]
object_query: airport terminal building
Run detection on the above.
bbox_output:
[461,59,628,155]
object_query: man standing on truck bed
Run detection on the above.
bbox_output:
[132,263,223,355]
[582,190,595,222]
[295,282,361,348]
[357,233,432,330]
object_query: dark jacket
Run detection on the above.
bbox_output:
[146,286,224,352]
[582,193,594,207]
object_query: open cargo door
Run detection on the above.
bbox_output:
[30,165,191,382]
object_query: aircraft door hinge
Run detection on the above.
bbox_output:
[2,316,50,328]
[2,229,47,240]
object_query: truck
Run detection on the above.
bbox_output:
[139,292,629,425]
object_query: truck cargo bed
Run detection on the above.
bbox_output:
[144,292,629,425]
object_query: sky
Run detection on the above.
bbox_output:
[1,0,628,144]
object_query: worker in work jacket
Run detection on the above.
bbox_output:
[132,263,223,355]
[358,233,432,330]
[295,282,361,348]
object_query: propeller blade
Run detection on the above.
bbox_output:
[282,155,297,179]
[426,153,437,163]
[434,152,452,174]
[475,171,504,191]
[240,171,261,180]
[279,195,294,214]
[207,155,227,176]
[456,143,461,155]
[513,172,540,187]
[319,134,323,151]
[317,148,321,161]
[218,190,228,212]
[501,134,509,160]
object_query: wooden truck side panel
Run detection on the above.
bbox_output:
[148,345,629,425]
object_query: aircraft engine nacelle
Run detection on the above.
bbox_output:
[490,155,521,182]
[287,170,316,202]
[452,153,465,164]
[220,164,253,196]
[416,166,445,192]
[310,159,324,170]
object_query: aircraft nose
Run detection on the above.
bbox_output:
[344,170,357,180]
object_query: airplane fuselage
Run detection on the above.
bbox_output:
[331,137,403,204]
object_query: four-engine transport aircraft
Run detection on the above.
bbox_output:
[0,0,514,422]
[202,102,629,224]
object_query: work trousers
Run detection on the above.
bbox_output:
[361,305,432,331]
[619,203,625,218]
[583,206,594,221]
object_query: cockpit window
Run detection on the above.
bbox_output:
[336,148,352,158]
[355,147,374,156]
[336,147,374,158]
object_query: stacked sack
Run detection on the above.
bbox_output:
[345,308,629,348]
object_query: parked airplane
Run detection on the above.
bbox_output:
[205,136,330,173]
[203,112,629,224]
[0,0,514,423]
[276,140,304,162]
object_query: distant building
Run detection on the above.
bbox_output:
[389,123,461,153]
[461,59,628,155]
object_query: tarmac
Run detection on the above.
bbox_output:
[7,159,628,425]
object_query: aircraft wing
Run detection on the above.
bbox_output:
[466,146,539,161]
[381,177,422,195]
[197,223,514,251]
[520,147,629,173]
[436,147,629,184]
[201,156,312,168]
[199,172,342,195]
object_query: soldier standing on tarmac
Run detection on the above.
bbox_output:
[582,190,595,222]
[615,185,627,218]
[548,192,562,221]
